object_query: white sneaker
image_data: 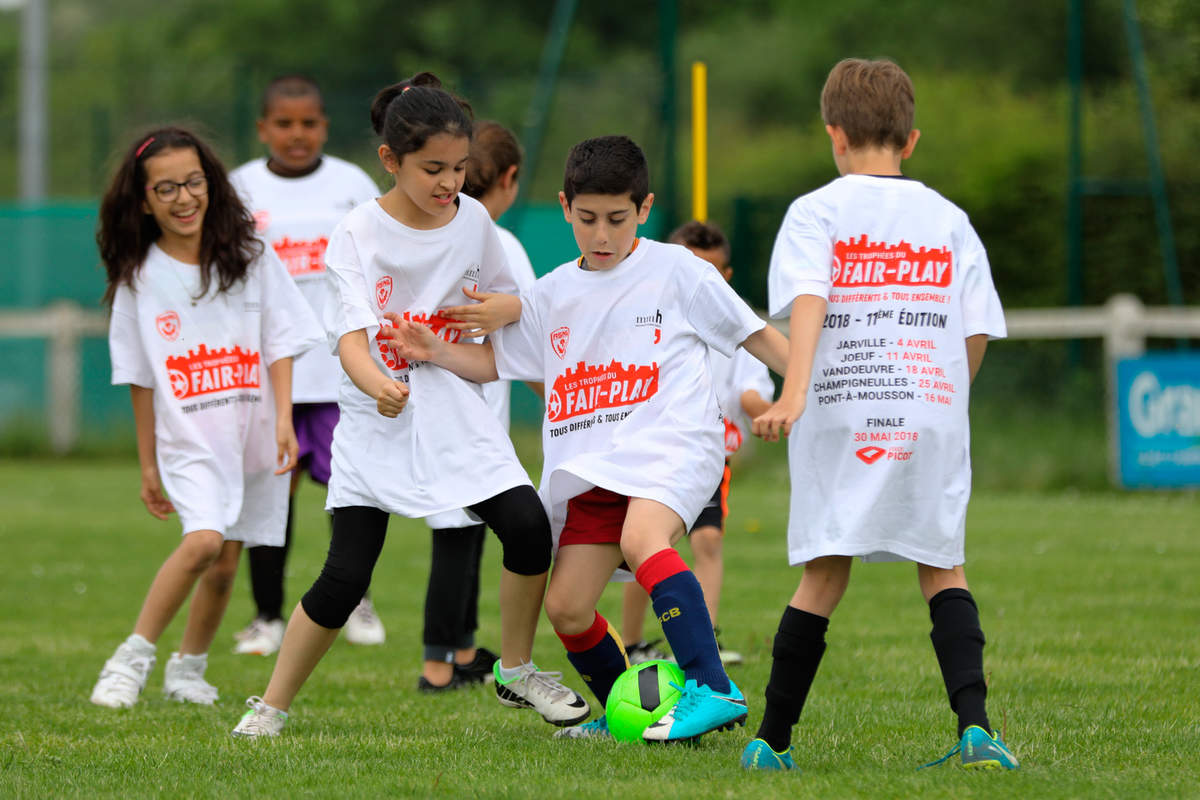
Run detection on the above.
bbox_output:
[344,597,385,645]
[494,662,590,726]
[163,652,219,705]
[90,637,155,708]
[231,696,289,738]
[233,617,286,656]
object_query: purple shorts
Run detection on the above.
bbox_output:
[293,402,339,485]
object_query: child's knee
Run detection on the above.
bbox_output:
[177,530,224,572]
[543,585,593,633]
[690,528,722,560]
[204,552,240,592]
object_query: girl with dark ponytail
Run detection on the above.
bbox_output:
[234,73,588,738]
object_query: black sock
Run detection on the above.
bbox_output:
[756,606,829,753]
[928,587,990,736]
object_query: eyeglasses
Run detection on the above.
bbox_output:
[146,175,208,202]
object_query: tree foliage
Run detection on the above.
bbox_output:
[0,0,1196,306]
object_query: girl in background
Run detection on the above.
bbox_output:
[417,120,540,691]
[229,75,383,656]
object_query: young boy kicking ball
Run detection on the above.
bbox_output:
[386,135,788,742]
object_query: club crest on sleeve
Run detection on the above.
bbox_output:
[550,326,570,359]
[155,311,180,341]
[376,276,393,309]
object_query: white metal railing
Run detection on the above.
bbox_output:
[0,300,108,453]
[1,294,1198,453]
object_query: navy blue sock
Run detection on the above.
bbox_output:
[637,549,729,694]
[558,612,628,708]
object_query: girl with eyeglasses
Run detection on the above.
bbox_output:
[90,126,324,709]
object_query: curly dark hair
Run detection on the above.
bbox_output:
[97,126,262,306]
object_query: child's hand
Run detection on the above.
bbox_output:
[380,314,441,362]
[139,467,176,520]
[376,380,410,418]
[275,419,300,475]
[440,287,521,337]
[752,396,806,442]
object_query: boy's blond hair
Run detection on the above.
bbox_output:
[820,58,914,151]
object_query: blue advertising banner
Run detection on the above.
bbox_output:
[1115,353,1200,487]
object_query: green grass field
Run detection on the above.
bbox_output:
[1,453,1197,799]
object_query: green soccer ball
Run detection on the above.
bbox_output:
[605,659,685,742]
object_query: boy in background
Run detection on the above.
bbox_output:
[230,75,383,654]
[742,58,1019,772]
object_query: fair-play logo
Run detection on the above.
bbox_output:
[156,311,180,341]
[375,276,393,309]
[855,445,886,464]
[550,326,570,359]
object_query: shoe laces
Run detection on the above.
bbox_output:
[666,681,701,719]
[239,696,283,733]
[515,665,573,703]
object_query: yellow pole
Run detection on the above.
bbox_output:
[691,61,707,222]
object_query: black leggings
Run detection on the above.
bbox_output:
[423,523,486,658]
[301,485,550,629]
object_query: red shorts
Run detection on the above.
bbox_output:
[559,487,630,547]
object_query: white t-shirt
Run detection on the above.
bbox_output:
[768,174,1006,568]
[108,244,323,543]
[322,194,532,517]
[426,223,538,530]
[230,156,378,403]
[491,238,766,545]
[711,345,775,456]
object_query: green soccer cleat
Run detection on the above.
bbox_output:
[920,725,1020,770]
[740,738,798,771]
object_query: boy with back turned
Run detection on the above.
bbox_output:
[743,58,1019,771]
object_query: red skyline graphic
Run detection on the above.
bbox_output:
[833,235,952,288]
[376,311,464,371]
[272,236,328,277]
[165,344,260,400]
[547,359,659,422]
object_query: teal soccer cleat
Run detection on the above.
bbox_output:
[741,738,798,771]
[553,714,612,740]
[642,678,747,742]
[920,725,1020,770]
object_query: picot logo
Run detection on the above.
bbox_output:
[550,327,570,359]
[833,235,952,288]
[375,276,393,309]
[546,360,659,422]
[272,236,329,277]
[376,311,463,371]
[855,445,887,464]
[155,311,180,341]
[635,309,663,344]
[165,345,260,400]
